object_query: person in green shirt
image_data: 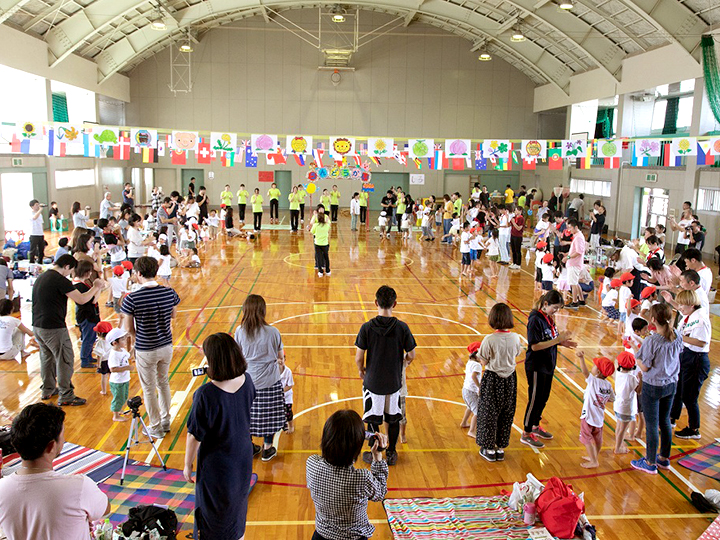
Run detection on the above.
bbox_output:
[311,205,331,277]
[320,189,331,212]
[267,183,281,224]
[453,192,463,220]
[236,184,249,222]
[396,194,407,233]
[220,184,233,208]
[288,186,301,232]
[359,191,369,224]
[251,188,264,231]
[297,184,307,223]
[330,185,341,223]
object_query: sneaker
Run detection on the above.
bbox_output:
[532,426,554,440]
[161,422,171,433]
[631,457,658,475]
[80,363,97,369]
[565,302,579,310]
[252,444,262,457]
[146,428,165,439]
[58,396,87,407]
[386,451,398,466]
[675,427,701,440]
[362,451,373,464]
[495,449,505,461]
[41,388,59,400]
[578,300,586,306]
[261,447,277,462]
[104,301,114,307]
[520,433,545,449]
[326,271,331,276]
[317,272,323,277]
[656,457,671,470]
[479,448,496,462]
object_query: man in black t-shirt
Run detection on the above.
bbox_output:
[32,255,105,406]
[689,221,705,251]
[589,202,606,250]
[355,286,416,466]
[381,191,393,220]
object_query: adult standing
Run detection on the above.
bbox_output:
[267,183,281,225]
[504,184,514,205]
[32,255,104,406]
[521,290,576,449]
[480,186,490,210]
[330,185,341,223]
[679,249,713,295]
[471,183,481,202]
[688,221,705,251]
[355,285,416,465]
[442,194,454,245]
[27,199,45,265]
[359,191,369,225]
[196,186,209,224]
[151,186,163,212]
[381,191,394,224]
[236,184,249,223]
[312,207,331,277]
[99,192,117,220]
[127,214,152,265]
[288,186,301,232]
[0,259,14,300]
[509,206,524,269]
[121,256,180,438]
[184,333,254,540]
[187,177,196,199]
[157,198,178,244]
[297,183,308,223]
[220,184,233,209]
[563,218,587,308]
[589,201,606,249]
[234,294,286,462]
[568,194,585,220]
[631,303,682,474]
[122,182,134,210]
[71,202,91,231]
[668,204,693,256]
[73,232,102,282]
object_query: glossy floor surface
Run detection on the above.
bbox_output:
[3,217,719,539]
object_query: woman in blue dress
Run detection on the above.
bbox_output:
[184,333,255,540]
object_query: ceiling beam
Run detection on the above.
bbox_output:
[0,0,33,25]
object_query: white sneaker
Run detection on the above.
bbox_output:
[317,272,323,277]
[326,271,331,275]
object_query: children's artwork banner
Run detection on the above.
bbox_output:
[307,166,370,182]
[130,128,158,149]
[258,171,274,182]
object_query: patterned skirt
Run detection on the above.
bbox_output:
[250,381,287,437]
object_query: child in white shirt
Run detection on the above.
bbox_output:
[459,222,473,276]
[623,317,649,354]
[350,193,361,232]
[421,208,434,241]
[460,342,483,438]
[378,211,389,239]
[109,266,129,314]
[540,252,555,292]
[205,210,220,239]
[157,245,172,284]
[602,278,622,321]
[534,242,548,291]
[614,351,641,454]
[577,351,615,468]
[485,230,500,278]
[401,212,412,240]
[278,355,295,434]
[107,328,132,422]
[93,322,112,395]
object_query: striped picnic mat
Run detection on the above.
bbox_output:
[384,495,533,539]
[2,442,128,483]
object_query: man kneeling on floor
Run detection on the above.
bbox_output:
[0,403,110,539]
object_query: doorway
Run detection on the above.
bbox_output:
[181,169,204,197]
[275,171,292,209]
[364,173,409,220]
[635,186,669,238]
[2,172,34,235]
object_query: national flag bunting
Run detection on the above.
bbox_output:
[548,148,563,170]
[522,156,536,170]
[245,143,258,168]
[171,149,187,165]
[604,157,619,169]
[221,152,235,167]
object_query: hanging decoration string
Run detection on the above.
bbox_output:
[701,35,720,126]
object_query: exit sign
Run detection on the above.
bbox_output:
[646,173,658,182]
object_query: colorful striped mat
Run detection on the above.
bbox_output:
[2,442,128,483]
[699,515,720,540]
[678,443,720,481]
[384,495,533,539]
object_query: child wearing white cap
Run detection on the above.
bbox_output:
[107,327,132,422]
[378,211,389,239]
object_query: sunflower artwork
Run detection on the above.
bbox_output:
[211,132,237,153]
[21,122,37,139]
[671,137,697,157]
[368,138,394,157]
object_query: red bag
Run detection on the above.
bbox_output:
[536,476,585,538]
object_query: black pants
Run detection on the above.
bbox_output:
[360,206,367,224]
[290,210,299,231]
[314,244,330,273]
[253,212,262,230]
[270,199,279,220]
[300,204,305,221]
[670,348,710,430]
[477,371,517,449]
[29,235,45,264]
[331,204,339,222]
[313,532,367,540]
[238,203,246,222]
[367,421,400,454]
[523,368,554,432]
[510,235,522,266]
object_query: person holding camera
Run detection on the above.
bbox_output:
[184,333,255,540]
[27,199,46,264]
[306,409,388,540]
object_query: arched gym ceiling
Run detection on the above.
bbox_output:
[0,0,717,92]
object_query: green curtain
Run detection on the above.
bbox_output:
[595,108,614,138]
[51,92,69,123]
[702,35,720,126]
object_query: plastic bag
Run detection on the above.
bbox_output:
[508,473,544,511]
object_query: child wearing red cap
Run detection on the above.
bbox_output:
[460,342,484,438]
[614,351,641,454]
[624,299,642,337]
[93,321,112,395]
[534,242,548,292]
[540,252,555,292]
[618,272,635,333]
[577,351,615,468]
[601,278,622,321]
[109,265,129,314]
[639,285,658,320]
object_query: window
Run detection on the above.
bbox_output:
[55,169,95,189]
[0,64,48,122]
[697,188,720,212]
[570,178,611,198]
[50,80,96,124]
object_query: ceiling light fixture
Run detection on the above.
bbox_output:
[559,1,574,10]
[478,52,492,61]
[332,13,345,23]
[510,28,526,42]
[149,9,166,30]
[179,40,193,53]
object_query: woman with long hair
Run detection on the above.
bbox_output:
[311,205,331,277]
[234,294,286,461]
[71,201,91,230]
[521,290,577,449]
[73,233,102,282]
[184,333,254,540]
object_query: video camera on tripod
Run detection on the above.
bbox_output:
[119,395,167,485]
[125,396,143,414]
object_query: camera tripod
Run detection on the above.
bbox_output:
[120,405,167,485]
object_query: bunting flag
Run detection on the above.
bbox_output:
[452,158,465,170]
[431,148,444,170]
[312,144,325,168]
[196,140,214,164]
[47,129,66,157]
[578,141,593,169]
[369,156,382,166]
[141,147,157,164]
[522,156,536,170]
[171,149,187,165]
[111,133,131,160]
[293,154,306,166]
[604,157,620,169]
[521,140,547,160]
[413,157,422,169]
[662,143,682,167]
[697,140,716,165]
[221,152,235,167]
[267,148,287,165]
[474,144,487,170]
[548,148,563,170]
[631,153,648,167]
[11,133,30,154]
[245,142,258,168]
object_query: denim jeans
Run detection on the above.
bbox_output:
[642,381,677,464]
[443,218,452,243]
[350,214,358,230]
[79,319,97,366]
[670,349,710,430]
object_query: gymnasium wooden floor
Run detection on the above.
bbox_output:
[3,214,720,539]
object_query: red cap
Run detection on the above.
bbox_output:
[121,260,133,271]
[220,203,226,209]
[93,321,112,334]
[536,241,547,249]
[112,265,124,276]
[620,272,635,283]
[593,357,615,378]
[629,299,641,310]
[640,286,657,299]
[610,278,622,288]
[617,351,636,369]
[542,253,554,264]
[192,223,200,230]
[467,341,482,354]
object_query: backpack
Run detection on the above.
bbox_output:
[120,505,178,539]
[536,476,585,539]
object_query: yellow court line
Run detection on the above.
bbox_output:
[356,284,369,320]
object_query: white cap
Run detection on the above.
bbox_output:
[380,211,387,216]
[158,233,168,241]
[106,328,128,345]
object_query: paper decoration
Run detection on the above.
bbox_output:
[482,140,510,160]
[597,140,620,159]
[368,138,394,157]
[245,143,258,168]
[561,139,586,158]
[521,140,547,160]
[408,139,434,159]
[171,131,199,152]
[444,139,471,158]
[196,141,214,164]
[671,137,697,157]
[55,124,82,142]
[259,171,274,182]
[20,121,44,140]
[697,140,715,165]
[548,148,563,170]
[130,128,157,149]
[286,135,313,155]
[171,150,187,165]
[523,156,536,170]
[93,126,120,147]
[634,139,661,157]
[329,137,357,158]
[251,134,278,154]
[410,174,425,185]
[210,132,237,153]
[710,138,720,155]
